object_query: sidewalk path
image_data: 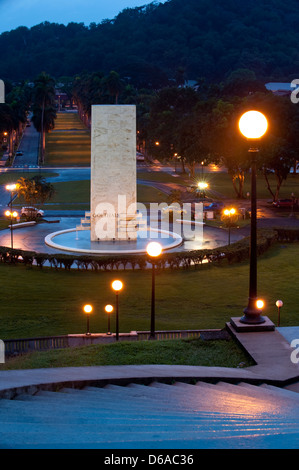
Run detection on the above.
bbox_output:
[0,327,298,398]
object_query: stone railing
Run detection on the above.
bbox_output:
[2,329,227,356]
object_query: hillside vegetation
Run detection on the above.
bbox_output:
[1,0,298,84]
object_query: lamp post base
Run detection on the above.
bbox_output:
[230,316,275,332]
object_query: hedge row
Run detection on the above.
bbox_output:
[0,229,278,272]
[274,228,299,242]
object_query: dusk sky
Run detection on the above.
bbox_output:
[0,0,166,34]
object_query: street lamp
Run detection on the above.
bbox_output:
[223,208,236,245]
[276,300,283,326]
[238,110,268,324]
[146,241,162,339]
[112,280,123,341]
[5,210,18,249]
[5,183,18,248]
[83,304,93,335]
[197,182,209,198]
[105,304,114,335]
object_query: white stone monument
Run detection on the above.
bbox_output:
[90,105,137,241]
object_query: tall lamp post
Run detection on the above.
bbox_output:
[112,280,123,341]
[5,184,17,249]
[146,242,162,339]
[238,110,268,324]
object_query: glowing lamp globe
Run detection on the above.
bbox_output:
[112,280,123,292]
[256,299,264,309]
[276,300,283,308]
[6,184,17,192]
[239,111,268,139]
[146,242,162,258]
[105,304,114,313]
[83,304,93,314]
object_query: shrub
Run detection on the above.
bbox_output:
[0,228,278,272]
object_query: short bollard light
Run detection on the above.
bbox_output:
[105,304,114,335]
[276,300,283,327]
[222,208,237,245]
[83,304,93,335]
[112,280,123,341]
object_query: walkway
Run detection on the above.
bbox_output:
[1,326,298,396]
[0,325,299,449]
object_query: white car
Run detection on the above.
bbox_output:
[21,207,44,219]
[136,152,145,161]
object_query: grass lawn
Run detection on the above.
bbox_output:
[12,180,166,211]
[138,170,299,201]
[45,113,91,167]
[0,171,59,186]
[0,242,297,342]
[1,336,253,370]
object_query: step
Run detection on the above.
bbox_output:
[215,381,299,404]
[149,381,299,416]
[259,383,299,401]
[237,382,299,405]
[0,420,296,448]
[2,433,298,450]
[10,392,219,417]
[195,380,299,408]
[284,381,299,394]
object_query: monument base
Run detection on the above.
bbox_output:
[230,316,275,332]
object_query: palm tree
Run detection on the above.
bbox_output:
[31,72,56,164]
[103,71,123,104]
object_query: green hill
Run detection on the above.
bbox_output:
[1,0,298,85]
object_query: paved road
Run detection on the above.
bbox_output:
[13,122,40,168]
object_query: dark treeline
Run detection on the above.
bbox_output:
[1,0,299,84]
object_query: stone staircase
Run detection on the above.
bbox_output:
[1,379,299,449]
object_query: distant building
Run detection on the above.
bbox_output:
[55,90,71,109]
[265,82,294,96]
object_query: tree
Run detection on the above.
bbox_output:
[202,99,251,199]
[146,86,201,173]
[102,71,123,104]
[31,72,56,164]
[243,92,299,201]
[17,175,55,208]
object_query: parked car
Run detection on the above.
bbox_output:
[272,199,295,208]
[136,152,145,161]
[21,207,44,220]
[203,201,225,212]
[15,151,23,156]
